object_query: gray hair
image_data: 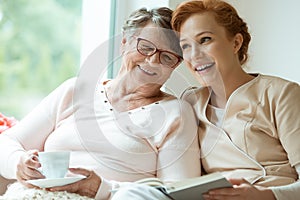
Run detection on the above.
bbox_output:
[122,7,173,32]
[122,7,182,57]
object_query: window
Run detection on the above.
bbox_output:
[0,0,82,119]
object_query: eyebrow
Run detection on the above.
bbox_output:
[180,31,213,42]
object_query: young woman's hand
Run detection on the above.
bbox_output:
[203,178,276,200]
[49,168,101,198]
[16,149,45,187]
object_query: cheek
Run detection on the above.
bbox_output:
[162,67,173,77]
[125,49,139,58]
[183,61,194,71]
[124,51,144,64]
[156,70,172,84]
[210,43,233,60]
[182,49,191,61]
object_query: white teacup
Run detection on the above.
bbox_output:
[38,151,70,179]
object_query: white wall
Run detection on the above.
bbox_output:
[226,0,300,84]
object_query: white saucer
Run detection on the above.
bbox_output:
[26,175,86,188]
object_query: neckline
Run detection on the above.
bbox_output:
[99,81,162,114]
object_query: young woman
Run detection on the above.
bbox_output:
[171,0,300,199]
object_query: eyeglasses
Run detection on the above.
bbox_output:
[136,38,183,68]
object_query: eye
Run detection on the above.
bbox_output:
[161,53,173,62]
[140,44,155,53]
[160,52,177,66]
[200,37,211,44]
[180,43,190,50]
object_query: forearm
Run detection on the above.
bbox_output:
[0,133,25,179]
[0,85,64,178]
[271,180,300,200]
[270,164,300,200]
[0,111,53,179]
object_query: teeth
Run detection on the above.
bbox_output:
[138,65,157,75]
[195,63,213,71]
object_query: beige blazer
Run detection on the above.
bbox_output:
[182,74,300,186]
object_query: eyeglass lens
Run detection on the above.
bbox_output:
[137,39,180,68]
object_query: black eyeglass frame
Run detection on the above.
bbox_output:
[136,37,183,68]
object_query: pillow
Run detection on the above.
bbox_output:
[0,112,18,134]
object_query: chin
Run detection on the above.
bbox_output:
[192,71,204,85]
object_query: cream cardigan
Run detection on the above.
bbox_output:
[181,74,300,186]
[0,78,201,200]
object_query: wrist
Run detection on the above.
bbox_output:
[91,172,101,198]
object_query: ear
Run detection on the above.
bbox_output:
[120,36,127,54]
[233,33,243,54]
[121,36,127,45]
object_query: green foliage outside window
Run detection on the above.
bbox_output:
[0,0,82,119]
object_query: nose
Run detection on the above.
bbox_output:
[146,51,160,65]
[191,44,205,61]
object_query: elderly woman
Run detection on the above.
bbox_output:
[0,7,200,200]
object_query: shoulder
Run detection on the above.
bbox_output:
[53,77,77,93]
[255,74,299,90]
[159,98,192,110]
[157,98,195,118]
[22,78,78,121]
[40,77,76,99]
[44,77,77,103]
[179,86,210,106]
[40,77,77,109]
[249,74,300,99]
[239,74,300,111]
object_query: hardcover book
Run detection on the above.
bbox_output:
[135,172,232,200]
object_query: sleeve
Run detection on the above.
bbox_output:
[95,177,135,200]
[156,100,201,182]
[0,78,75,179]
[275,82,300,166]
[270,164,300,200]
[95,177,115,200]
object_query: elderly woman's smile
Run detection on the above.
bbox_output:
[138,65,157,76]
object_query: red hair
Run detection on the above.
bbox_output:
[172,0,251,65]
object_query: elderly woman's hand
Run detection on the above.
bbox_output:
[16,149,45,187]
[49,168,101,198]
[203,178,276,200]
